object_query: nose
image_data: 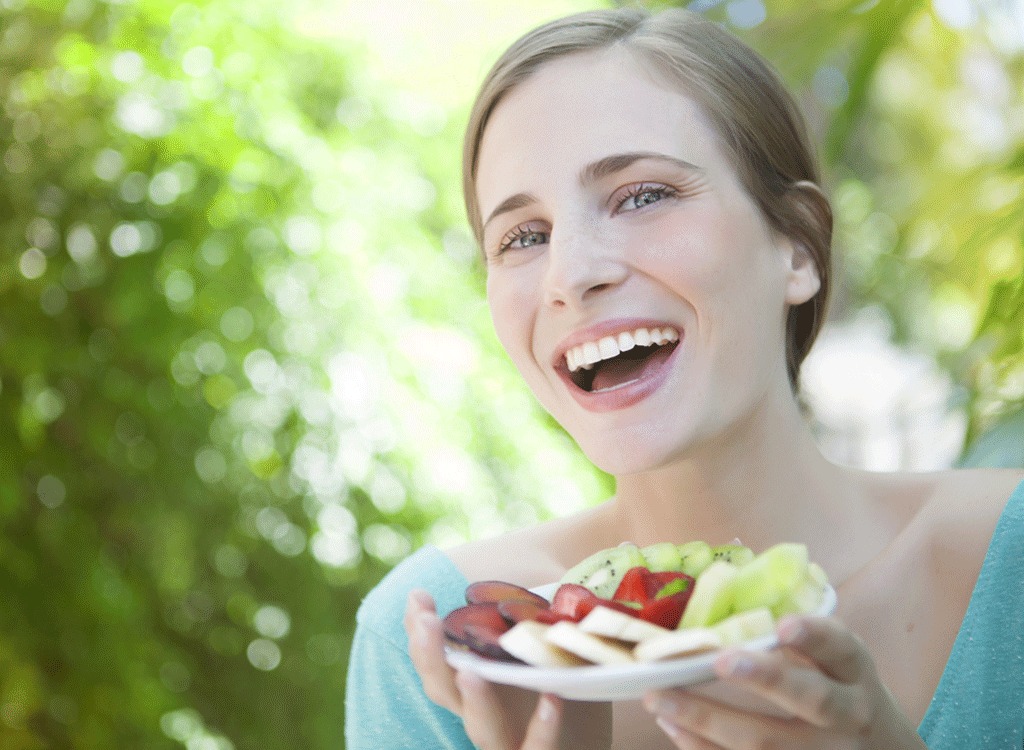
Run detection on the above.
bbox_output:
[541,222,628,310]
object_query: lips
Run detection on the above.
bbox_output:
[552,318,684,413]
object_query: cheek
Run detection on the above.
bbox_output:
[486,273,536,357]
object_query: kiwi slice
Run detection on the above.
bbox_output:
[676,541,714,577]
[640,542,683,573]
[560,542,647,599]
[710,543,755,566]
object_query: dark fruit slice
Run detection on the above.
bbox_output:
[465,580,549,608]
[497,599,549,625]
[550,583,602,621]
[463,624,521,662]
[443,603,510,651]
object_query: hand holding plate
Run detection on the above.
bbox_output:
[644,615,928,749]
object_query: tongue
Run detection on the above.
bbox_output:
[590,344,676,392]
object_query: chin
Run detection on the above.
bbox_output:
[573,424,690,477]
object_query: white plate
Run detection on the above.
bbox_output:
[444,582,837,707]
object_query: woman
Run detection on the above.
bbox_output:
[345,8,1024,749]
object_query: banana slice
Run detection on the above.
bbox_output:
[577,606,673,643]
[498,621,588,667]
[633,627,723,662]
[544,621,635,665]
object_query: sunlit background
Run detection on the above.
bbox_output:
[1,0,1022,747]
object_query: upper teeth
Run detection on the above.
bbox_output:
[565,327,680,373]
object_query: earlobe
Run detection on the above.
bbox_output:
[785,242,821,306]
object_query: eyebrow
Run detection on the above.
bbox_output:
[482,151,703,232]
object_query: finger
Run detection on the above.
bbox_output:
[778,616,875,684]
[713,648,872,732]
[520,694,563,750]
[405,592,462,714]
[655,716,724,749]
[457,669,514,749]
[646,688,807,749]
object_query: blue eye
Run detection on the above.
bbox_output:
[617,184,677,212]
[497,225,548,255]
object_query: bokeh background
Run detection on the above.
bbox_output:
[1,0,1022,747]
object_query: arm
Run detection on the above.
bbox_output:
[345,613,478,750]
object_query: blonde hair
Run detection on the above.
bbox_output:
[462,7,832,388]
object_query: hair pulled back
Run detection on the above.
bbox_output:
[462,7,833,388]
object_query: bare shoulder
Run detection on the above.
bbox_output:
[920,467,1024,557]
[926,467,1024,524]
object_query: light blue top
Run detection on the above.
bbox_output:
[345,480,1024,748]
[917,478,1024,746]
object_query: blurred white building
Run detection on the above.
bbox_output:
[801,308,968,471]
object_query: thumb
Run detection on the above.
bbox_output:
[521,694,563,749]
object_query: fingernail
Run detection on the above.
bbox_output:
[409,589,433,608]
[779,618,806,645]
[656,716,682,738]
[414,612,433,646]
[722,652,756,677]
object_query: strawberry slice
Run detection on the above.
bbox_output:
[550,583,602,621]
[535,609,574,625]
[651,570,693,589]
[612,566,653,604]
[651,572,694,599]
[637,591,690,629]
[614,567,693,603]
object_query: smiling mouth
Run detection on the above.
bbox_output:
[568,335,680,393]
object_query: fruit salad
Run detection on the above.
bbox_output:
[442,540,829,668]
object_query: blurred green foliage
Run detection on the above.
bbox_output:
[0,0,1021,747]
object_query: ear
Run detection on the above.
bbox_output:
[782,239,821,306]
[779,180,828,306]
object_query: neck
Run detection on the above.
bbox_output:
[609,384,858,556]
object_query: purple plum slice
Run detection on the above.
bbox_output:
[463,624,521,662]
[442,602,511,654]
[497,599,549,625]
[465,580,549,608]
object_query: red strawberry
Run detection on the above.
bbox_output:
[637,591,690,629]
[651,571,694,591]
[550,583,601,621]
[535,609,574,625]
[612,566,653,604]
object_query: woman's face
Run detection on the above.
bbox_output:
[475,48,819,474]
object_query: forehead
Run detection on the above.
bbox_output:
[475,47,727,217]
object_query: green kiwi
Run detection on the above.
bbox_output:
[676,541,714,577]
[560,542,647,599]
[710,543,755,566]
[640,542,683,572]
